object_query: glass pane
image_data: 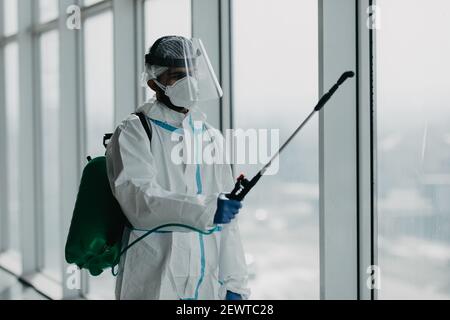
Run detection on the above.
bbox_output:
[144,0,191,100]
[144,0,191,49]
[377,0,450,299]
[232,0,319,299]
[84,11,115,158]
[40,30,62,282]
[3,0,18,36]
[39,0,59,23]
[84,0,104,7]
[84,11,115,299]
[4,42,20,256]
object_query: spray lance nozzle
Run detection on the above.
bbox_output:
[315,71,355,112]
[337,71,355,85]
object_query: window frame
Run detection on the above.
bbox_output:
[0,0,8,255]
[0,3,22,278]
[318,0,377,300]
[58,0,84,300]
[356,0,378,301]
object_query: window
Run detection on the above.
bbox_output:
[39,0,58,23]
[83,10,116,299]
[3,0,18,36]
[232,0,319,299]
[39,30,61,282]
[84,11,115,159]
[84,0,105,7]
[4,42,20,259]
[377,0,450,299]
[144,0,191,49]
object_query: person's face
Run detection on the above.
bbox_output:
[158,67,194,86]
[147,67,195,113]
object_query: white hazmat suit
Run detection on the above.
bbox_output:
[106,98,250,300]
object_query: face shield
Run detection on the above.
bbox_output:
[145,37,223,107]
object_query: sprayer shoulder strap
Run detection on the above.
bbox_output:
[134,112,153,144]
[104,113,152,149]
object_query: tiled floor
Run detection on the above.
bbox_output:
[0,269,47,300]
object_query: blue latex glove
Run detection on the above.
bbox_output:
[214,194,242,224]
[226,291,243,300]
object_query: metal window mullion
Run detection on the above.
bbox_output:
[59,0,83,299]
[0,0,8,253]
[17,0,39,276]
[357,0,378,300]
[78,5,92,298]
[32,20,59,35]
[135,0,146,107]
[219,0,232,133]
[113,0,136,123]
[0,34,19,46]
[319,0,359,300]
[81,0,112,19]
[370,18,379,301]
[33,18,46,274]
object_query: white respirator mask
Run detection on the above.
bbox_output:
[154,76,199,109]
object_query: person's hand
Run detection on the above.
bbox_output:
[226,291,243,300]
[214,194,242,225]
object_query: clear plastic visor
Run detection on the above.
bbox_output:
[151,38,223,103]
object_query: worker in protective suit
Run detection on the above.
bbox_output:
[106,36,250,300]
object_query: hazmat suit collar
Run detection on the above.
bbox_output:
[136,96,207,128]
